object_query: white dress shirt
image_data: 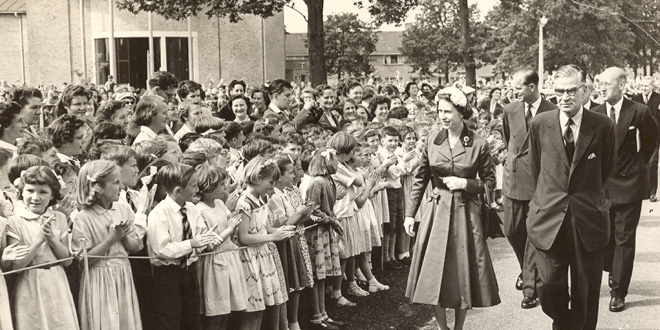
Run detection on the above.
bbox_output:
[605,97,624,124]
[147,196,206,266]
[134,126,158,145]
[526,96,543,118]
[559,108,584,145]
[0,139,16,153]
[173,124,193,142]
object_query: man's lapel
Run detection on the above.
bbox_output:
[548,112,570,169]
[615,99,635,149]
[570,110,595,178]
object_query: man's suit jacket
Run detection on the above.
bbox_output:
[502,98,557,201]
[527,109,616,252]
[263,105,321,131]
[632,92,660,125]
[316,110,343,133]
[584,100,601,110]
[594,99,658,204]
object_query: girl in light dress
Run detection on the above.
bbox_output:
[6,165,79,330]
[301,148,345,328]
[72,160,143,330]
[268,155,314,330]
[347,144,390,293]
[327,132,373,307]
[1,213,32,330]
[235,156,312,330]
[394,126,421,262]
[195,164,249,330]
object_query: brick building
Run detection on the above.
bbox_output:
[0,0,286,88]
[285,31,419,86]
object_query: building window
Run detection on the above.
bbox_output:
[95,37,162,89]
[166,37,189,82]
[384,55,399,65]
[95,39,109,85]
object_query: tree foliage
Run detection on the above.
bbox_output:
[400,0,486,83]
[483,0,635,76]
[323,13,378,79]
[621,0,660,76]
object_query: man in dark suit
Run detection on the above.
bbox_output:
[631,76,660,202]
[262,79,321,130]
[594,68,658,312]
[528,64,616,330]
[583,74,601,110]
[502,68,556,309]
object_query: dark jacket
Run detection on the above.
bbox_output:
[501,98,557,201]
[527,109,616,252]
[594,98,658,204]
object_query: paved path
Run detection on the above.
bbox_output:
[418,200,660,330]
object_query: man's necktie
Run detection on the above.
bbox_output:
[565,118,575,163]
[610,107,617,124]
[525,103,533,131]
[181,206,192,268]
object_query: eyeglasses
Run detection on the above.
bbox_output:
[554,85,584,98]
[595,81,615,89]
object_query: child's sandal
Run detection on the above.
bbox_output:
[336,296,356,307]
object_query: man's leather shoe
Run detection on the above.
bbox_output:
[515,273,523,291]
[651,194,658,202]
[521,296,538,309]
[609,297,625,312]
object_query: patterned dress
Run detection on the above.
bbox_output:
[332,163,369,258]
[303,176,341,280]
[236,193,288,312]
[268,187,314,292]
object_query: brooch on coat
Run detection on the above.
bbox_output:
[462,136,470,146]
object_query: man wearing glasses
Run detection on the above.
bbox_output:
[527,65,616,330]
[502,67,556,310]
[593,67,658,313]
[147,71,178,104]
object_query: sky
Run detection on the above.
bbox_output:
[283,0,499,33]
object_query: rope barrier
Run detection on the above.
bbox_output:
[0,223,323,276]
[0,256,76,277]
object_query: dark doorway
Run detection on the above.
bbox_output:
[115,37,161,89]
[166,37,190,82]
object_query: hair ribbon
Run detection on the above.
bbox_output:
[49,168,67,189]
[141,166,158,185]
[320,149,336,161]
[12,170,27,187]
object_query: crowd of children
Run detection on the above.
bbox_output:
[0,72,505,330]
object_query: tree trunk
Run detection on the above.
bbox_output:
[458,0,476,87]
[650,48,655,76]
[643,46,648,76]
[306,0,327,86]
